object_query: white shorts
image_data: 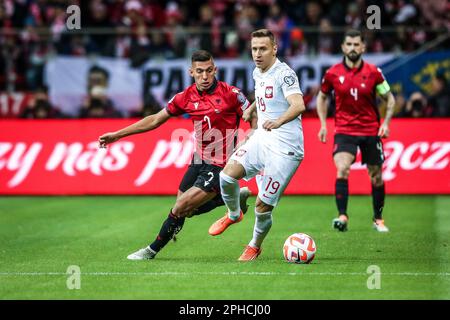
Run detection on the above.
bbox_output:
[230,133,302,206]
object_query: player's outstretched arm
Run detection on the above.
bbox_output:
[262,93,305,131]
[378,91,395,138]
[98,108,171,148]
[316,91,329,143]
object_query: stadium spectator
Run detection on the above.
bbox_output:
[85,0,115,56]
[415,0,450,29]
[264,3,293,57]
[129,23,152,67]
[222,30,240,58]
[285,27,306,57]
[86,65,109,95]
[317,18,338,54]
[429,73,450,117]
[396,91,430,118]
[79,65,123,118]
[1,0,448,62]
[0,30,27,91]
[302,0,324,55]
[20,85,65,119]
[234,3,264,56]
[79,85,122,118]
[1,0,449,118]
[164,3,186,58]
[344,2,363,29]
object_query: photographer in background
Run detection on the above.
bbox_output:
[20,85,65,119]
[429,73,450,117]
[397,92,430,118]
[79,85,122,118]
[78,65,123,118]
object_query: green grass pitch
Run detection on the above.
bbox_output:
[1,195,449,299]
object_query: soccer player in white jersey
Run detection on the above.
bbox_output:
[208,29,306,261]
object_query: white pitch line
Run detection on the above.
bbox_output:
[0,272,449,277]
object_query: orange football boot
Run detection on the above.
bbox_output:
[238,246,262,261]
[208,211,244,236]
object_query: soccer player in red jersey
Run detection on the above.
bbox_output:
[98,50,253,259]
[316,29,396,232]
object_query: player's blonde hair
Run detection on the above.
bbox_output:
[251,29,276,46]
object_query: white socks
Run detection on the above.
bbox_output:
[249,210,272,249]
[219,171,241,220]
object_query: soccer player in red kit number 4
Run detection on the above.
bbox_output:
[99,50,253,260]
[317,29,396,233]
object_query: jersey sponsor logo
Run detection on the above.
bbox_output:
[283,75,296,87]
[265,86,273,99]
[339,76,345,84]
[193,102,199,110]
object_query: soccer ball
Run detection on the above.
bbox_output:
[283,233,316,264]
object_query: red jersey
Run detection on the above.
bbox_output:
[166,80,249,167]
[321,60,386,136]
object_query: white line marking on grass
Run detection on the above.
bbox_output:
[0,272,449,277]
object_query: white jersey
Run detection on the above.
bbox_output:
[253,59,304,160]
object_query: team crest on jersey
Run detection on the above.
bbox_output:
[265,86,273,98]
[339,76,345,84]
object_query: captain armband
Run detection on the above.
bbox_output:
[376,80,391,95]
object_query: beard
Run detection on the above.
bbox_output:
[346,51,361,62]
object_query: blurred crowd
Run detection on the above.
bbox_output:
[1,0,449,118]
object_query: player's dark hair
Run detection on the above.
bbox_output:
[343,29,364,42]
[251,29,276,45]
[89,65,109,81]
[191,50,213,63]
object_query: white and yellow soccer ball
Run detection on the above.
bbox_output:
[283,233,316,264]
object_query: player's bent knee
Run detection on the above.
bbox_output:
[336,165,350,178]
[255,198,274,213]
[219,171,237,184]
[222,162,245,179]
[173,199,193,218]
[368,166,383,186]
[370,175,383,186]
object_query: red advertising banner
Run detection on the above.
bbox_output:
[0,119,449,195]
